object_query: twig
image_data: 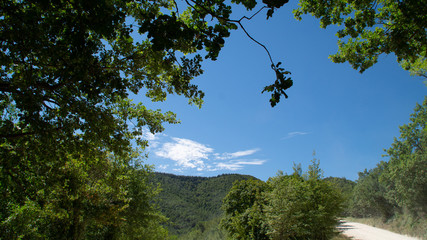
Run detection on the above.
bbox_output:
[238,6,267,22]
[237,21,274,66]
[173,0,180,17]
[184,0,275,66]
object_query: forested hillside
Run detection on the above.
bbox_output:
[151,173,254,237]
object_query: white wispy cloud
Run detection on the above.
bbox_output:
[214,148,260,160]
[282,131,310,140]
[157,164,169,170]
[152,136,266,172]
[155,137,213,169]
[215,159,266,171]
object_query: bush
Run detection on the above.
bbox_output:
[265,171,343,239]
[221,159,344,240]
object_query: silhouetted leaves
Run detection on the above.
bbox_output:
[262,62,293,107]
[263,0,289,19]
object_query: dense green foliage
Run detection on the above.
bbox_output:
[221,179,270,240]
[110,165,169,240]
[151,173,254,237]
[349,162,397,220]
[221,159,344,240]
[324,177,356,216]
[1,0,292,151]
[0,151,168,239]
[266,174,343,239]
[294,0,427,77]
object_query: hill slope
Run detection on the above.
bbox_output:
[151,173,255,236]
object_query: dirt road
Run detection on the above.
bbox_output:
[338,221,420,240]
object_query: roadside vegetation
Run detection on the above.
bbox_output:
[343,98,427,240]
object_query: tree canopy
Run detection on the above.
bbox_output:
[221,179,270,240]
[1,0,292,152]
[294,0,427,77]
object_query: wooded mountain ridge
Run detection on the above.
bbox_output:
[151,172,255,237]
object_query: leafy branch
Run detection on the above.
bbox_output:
[184,0,292,106]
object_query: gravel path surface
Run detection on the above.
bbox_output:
[338,221,420,240]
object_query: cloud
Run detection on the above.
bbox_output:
[215,159,266,171]
[157,164,169,170]
[215,148,260,160]
[282,131,309,140]
[141,128,158,141]
[155,137,214,169]
[152,136,266,172]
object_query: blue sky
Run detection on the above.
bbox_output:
[136,2,426,181]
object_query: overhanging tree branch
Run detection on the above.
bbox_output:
[182,0,292,106]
